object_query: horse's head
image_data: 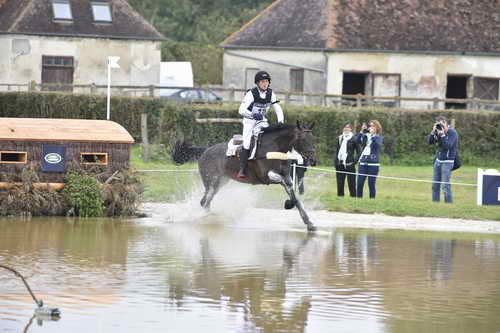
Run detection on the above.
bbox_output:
[294,120,317,166]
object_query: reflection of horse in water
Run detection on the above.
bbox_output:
[197,121,317,232]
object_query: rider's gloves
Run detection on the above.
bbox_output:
[252,111,263,121]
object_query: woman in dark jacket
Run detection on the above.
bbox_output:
[356,120,384,199]
[334,123,360,197]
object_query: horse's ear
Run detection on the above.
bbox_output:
[296,120,302,130]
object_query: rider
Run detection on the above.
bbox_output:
[237,71,284,179]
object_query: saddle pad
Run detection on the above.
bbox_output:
[225,136,258,160]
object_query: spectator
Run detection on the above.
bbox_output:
[428,116,459,203]
[334,123,360,197]
[356,120,384,199]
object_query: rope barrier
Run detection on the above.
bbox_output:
[294,165,477,187]
[137,169,198,173]
[137,166,477,187]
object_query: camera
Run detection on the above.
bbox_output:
[435,123,443,131]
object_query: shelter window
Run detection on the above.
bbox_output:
[91,2,112,22]
[81,153,108,165]
[52,0,73,21]
[0,151,27,164]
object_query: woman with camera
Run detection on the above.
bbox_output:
[356,120,384,199]
[428,116,459,203]
[334,123,360,197]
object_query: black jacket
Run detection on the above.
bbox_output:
[428,128,459,162]
[334,134,360,167]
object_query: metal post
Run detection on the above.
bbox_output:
[107,63,111,120]
[292,162,297,192]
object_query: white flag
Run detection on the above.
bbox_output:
[107,56,120,69]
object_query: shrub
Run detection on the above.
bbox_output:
[63,171,104,218]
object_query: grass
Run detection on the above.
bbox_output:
[131,145,500,221]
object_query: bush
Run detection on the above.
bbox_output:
[63,171,104,218]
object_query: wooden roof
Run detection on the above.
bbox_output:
[0,118,134,143]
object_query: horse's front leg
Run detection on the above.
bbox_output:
[268,170,316,232]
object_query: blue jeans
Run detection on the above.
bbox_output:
[432,160,453,203]
[357,165,379,198]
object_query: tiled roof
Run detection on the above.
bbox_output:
[0,0,165,41]
[222,0,500,53]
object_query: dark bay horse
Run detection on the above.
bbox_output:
[198,121,317,232]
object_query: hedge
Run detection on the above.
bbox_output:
[1,91,500,166]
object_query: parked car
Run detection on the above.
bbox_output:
[161,88,222,104]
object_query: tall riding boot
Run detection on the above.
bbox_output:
[237,149,250,179]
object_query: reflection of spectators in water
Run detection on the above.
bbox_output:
[430,239,456,281]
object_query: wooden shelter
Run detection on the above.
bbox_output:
[0,118,134,187]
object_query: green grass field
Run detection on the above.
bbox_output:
[131,146,500,221]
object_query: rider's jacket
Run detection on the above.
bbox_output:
[238,87,283,122]
[247,87,273,115]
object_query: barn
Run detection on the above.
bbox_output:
[0,118,134,187]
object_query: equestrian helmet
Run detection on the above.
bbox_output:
[254,71,271,84]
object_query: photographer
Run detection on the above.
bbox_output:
[356,120,383,199]
[334,123,360,197]
[428,116,459,203]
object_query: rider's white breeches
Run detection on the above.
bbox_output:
[242,118,269,149]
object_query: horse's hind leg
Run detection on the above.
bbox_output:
[268,170,316,232]
[200,175,226,210]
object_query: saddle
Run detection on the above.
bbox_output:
[225,134,259,160]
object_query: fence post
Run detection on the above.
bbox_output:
[356,94,362,107]
[90,83,97,94]
[149,85,155,97]
[28,81,36,91]
[285,92,290,105]
[229,88,235,102]
[321,94,326,107]
[433,97,439,110]
[141,113,150,163]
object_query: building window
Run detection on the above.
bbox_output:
[0,151,27,164]
[42,56,74,91]
[290,68,304,92]
[474,77,499,100]
[91,2,112,22]
[81,153,108,165]
[52,0,73,21]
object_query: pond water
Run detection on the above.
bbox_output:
[1,204,500,333]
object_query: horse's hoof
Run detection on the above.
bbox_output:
[307,224,317,232]
[284,199,296,210]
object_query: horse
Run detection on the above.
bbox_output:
[197,121,317,232]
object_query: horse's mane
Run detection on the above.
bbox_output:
[261,124,295,134]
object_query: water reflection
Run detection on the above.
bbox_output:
[1,215,500,333]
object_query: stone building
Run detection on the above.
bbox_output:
[0,0,165,92]
[221,0,500,109]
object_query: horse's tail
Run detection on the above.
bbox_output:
[171,140,207,164]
